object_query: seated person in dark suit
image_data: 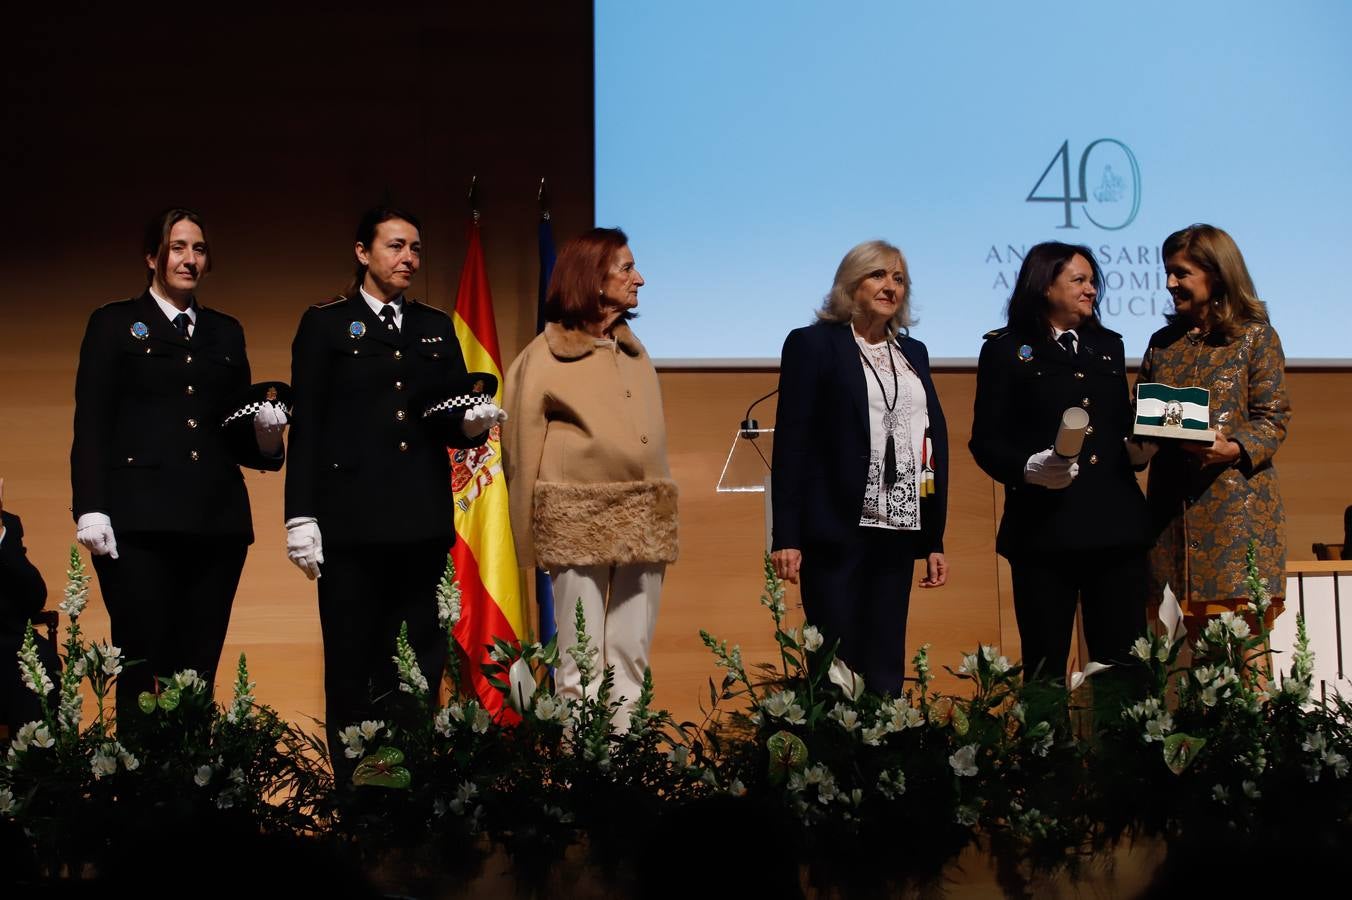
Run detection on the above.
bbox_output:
[0,479,58,733]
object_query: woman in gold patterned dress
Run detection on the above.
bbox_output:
[1137,224,1290,627]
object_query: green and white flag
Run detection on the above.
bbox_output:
[1135,383,1214,440]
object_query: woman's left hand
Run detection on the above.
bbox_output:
[1181,435,1242,467]
[919,552,947,588]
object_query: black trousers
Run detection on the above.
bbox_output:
[92,533,248,723]
[317,539,449,776]
[800,528,918,696]
[1009,547,1147,681]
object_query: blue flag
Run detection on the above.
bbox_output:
[535,213,557,644]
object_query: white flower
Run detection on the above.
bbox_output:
[1200,686,1219,708]
[1242,780,1261,799]
[828,703,861,733]
[195,765,214,787]
[18,636,54,696]
[1212,784,1229,803]
[1032,731,1055,758]
[90,643,123,677]
[507,657,536,713]
[1009,702,1026,724]
[1219,611,1251,640]
[1302,731,1328,754]
[954,804,979,826]
[0,788,15,816]
[449,781,479,815]
[949,744,979,777]
[801,626,824,652]
[957,652,979,676]
[533,694,559,722]
[981,645,1011,675]
[1130,637,1153,662]
[1158,583,1184,642]
[762,690,806,725]
[360,720,383,741]
[877,769,906,800]
[447,703,465,723]
[861,724,887,746]
[666,745,691,767]
[1143,713,1174,743]
[120,747,140,771]
[434,707,454,737]
[1325,751,1350,779]
[1068,661,1113,692]
[728,778,747,797]
[174,669,205,692]
[470,706,492,734]
[827,659,865,701]
[12,721,54,752]
[91,748,119,779]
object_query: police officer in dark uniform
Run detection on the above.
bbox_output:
[284,207,504,771]
[71,208,286,721]
[970,241,1151,681]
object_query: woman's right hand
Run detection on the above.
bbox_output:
[771,548,802,584]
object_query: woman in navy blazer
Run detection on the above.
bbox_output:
[770,240,949,695]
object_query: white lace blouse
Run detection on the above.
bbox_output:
[854,330,928,531]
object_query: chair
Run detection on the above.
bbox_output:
[1312,543,1345,561]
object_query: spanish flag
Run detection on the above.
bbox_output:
[450,220,528,717]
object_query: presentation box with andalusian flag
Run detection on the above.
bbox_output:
[1134,383,1215,442]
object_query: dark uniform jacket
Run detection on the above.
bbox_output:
[284,294,486,546]
[70,292,281,541]
[771,320,949,556]
[970,325,1147,559]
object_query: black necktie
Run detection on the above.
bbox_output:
[1058,331,1077,358]
[379,305,398,334]
[172,312,191,340]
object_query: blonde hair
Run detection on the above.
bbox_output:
[817,240,914,337]
[1163,224,1268,340]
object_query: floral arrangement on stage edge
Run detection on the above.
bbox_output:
[2,541,1350,894]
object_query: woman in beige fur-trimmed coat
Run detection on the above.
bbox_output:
[503,227,677,723]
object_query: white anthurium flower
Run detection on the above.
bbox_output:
[507,657,536,713]
[828,658,866,701]
[195,765,214,787]
[1158,583,1184,643]
[1068,661,1114,692]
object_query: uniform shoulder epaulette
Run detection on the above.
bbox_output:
[982,327,1010,341]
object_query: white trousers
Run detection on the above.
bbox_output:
[551,562,665,726]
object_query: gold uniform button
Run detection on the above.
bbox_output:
[1074,371,1085,379]
[185,385,195,396]
[1089,454,1099,465]
[185,355,193,364]
[394,350,403,360]
[187,418,198,429]
[625,390,633,398]
[1081,397,1091,407]
[399,441,409,452]
[640,434,649,444]
[395,410,407,421]
[395,381,404,391]
[189,450,200,462]
[1085,425,1094,436]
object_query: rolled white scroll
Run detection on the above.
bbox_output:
[1055,407,1090,458]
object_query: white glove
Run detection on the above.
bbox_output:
[1124,438,1159,468]
[1024,448,1080,490]
[254,403,288,456]
[76,512,119,559]
[286,517,324,580]
[462,401,508,438]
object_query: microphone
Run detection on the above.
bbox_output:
[740,388,779,439]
